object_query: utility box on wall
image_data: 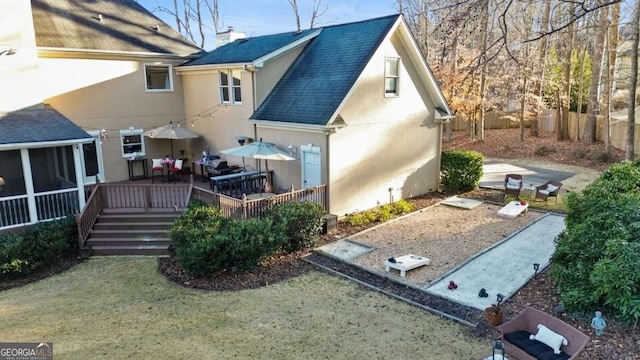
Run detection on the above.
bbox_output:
[322,214,338,234]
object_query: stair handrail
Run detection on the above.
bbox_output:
[75,183,104,248]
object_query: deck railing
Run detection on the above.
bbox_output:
[72,182,326,246]
[0,195,30,228]
[99,183,191,210]
[35,188,80,221]
[75,185,103,247]
[190,185,327,220]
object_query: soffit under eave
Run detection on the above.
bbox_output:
[37,47,198,62]
[0,138,93,151]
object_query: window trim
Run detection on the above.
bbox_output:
[120,128,146,159]
[144,64,174,93]
[219,69,242,105]
[384,57,400,97]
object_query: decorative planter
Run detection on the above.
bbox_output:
[484,306,503,326]
[80,245,92,259]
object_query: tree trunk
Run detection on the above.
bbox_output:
[532,1,551,138]
[478,0,489,142]
[584,7,608,144]
[627,0,640,160]
[576,45,588,141]
[560,22,574,141]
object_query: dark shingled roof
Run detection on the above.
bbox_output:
[0,106,92,145]
[31,0,203,56]
[252,15,399,125]
[183,28,318,66]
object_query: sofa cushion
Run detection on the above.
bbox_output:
[530,324,568,354]
[504,330,571,360]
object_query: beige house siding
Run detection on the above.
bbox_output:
[0,0,42,112]
[40,56,188,182]
[327,32,441,216]
[181,68,255,160]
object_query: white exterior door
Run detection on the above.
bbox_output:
[301,144,321,189]
[81,131,105,184]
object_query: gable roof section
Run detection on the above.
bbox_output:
[0,106,92,146]
[183,28,319,66]
[251,15,399,126]
[31,0,202,56]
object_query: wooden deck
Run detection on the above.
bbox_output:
[77,175,327,255]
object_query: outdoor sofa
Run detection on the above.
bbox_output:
[498,307,590,360]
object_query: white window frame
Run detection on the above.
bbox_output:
[144,64,174,92]
[120,128,146,158]
[384,57,400,97]
[219,69,242,104]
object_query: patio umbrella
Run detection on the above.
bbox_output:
[143,122,201,158]
[220,139,294,192]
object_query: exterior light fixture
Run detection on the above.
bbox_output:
[492,338,505,359]
[533,263,540,277]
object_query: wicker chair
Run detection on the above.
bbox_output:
[499,307,589,360]
[534,180,563,203]
[504,174,523,199]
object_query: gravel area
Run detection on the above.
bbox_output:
[348,202,542,286]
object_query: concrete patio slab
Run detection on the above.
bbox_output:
[441,196,484,209]
[316,239,375,261]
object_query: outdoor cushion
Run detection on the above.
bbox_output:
[504,330,571,360]
[507,178,522,188]
[171,159,183,171]
[530,324,567,354]
[545,184,559,193]
[152,158,163,169]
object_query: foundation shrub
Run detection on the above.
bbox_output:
[0,216,77,280]
[264,201,323,253]
[440,150,484,192]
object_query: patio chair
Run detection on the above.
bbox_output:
[504,174,523,199]
[534,180,562,203]
[151,158,163,183]
[168,159,184,182]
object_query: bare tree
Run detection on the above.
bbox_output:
[150,0,219,48]
[583,5,608,144]
[288,0,328,31]
[627,0,640,160]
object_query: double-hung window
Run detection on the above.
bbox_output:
[219,70,242,104]
[144,64,173,92]
[120,128,145,158]
[385,57,400,96]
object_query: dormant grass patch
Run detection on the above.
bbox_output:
[0,257,489,359]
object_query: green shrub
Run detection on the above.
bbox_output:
[176,217,285,275]
[440,150,484,192]
[345,210,377,226]
[170,203,224,249]
[390,199,415,215]
[0,217,77,280]
[264,202,323,253]
[375,204,394,222]
[550,160,640,323]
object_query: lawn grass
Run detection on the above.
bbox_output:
[0,257,490,359]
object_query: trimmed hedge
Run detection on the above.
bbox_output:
[0,216,78,280]
[171,201,323,276]
[550,160,640,323]
[440,150,484,192]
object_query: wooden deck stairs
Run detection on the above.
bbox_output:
[85,209,182,256]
